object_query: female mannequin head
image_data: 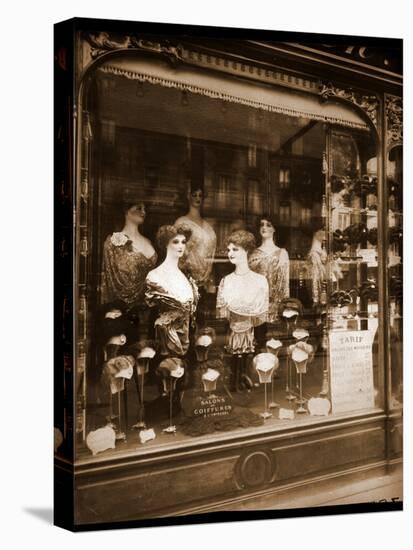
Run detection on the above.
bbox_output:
[257,216,277,243]
[312,229,326,247]
[188,187,204,209]
[156,224,192,262]
[123,202,146,228]
[225,230,256,266]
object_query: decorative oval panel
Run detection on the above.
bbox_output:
[235,448,275,490]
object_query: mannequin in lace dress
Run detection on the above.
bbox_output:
[101,202,157,317]
[175,186,216,288]
[249,217,290,325]
[217,230,269,392]
[308,229,342,305]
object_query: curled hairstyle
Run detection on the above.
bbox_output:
[257,215,277,230]
[257,216,277,238]
[156,224,192,251]
[225,229,256,255]
[122,201,146,216]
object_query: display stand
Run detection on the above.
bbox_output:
[254,353,276,420]
[108,391,126,441]
[285,319,297,402]
[319,326,330,397]
[296,373,306,414]
[163,377,178,434]
[266,339,282,409]
[292,348,309,414]
[133,359,149,430]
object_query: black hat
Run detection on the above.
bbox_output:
[279,297,303,317]
[101,316,137,345]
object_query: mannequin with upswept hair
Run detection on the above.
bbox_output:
[145,224,199,358]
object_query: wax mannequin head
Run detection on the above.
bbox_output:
[258,217,277,243]
[188,187,204,209]
[156,224,192,262]
[167,234,187,260]
[123,202,146,228]
[312,229,326,247]
[225,230,256,266]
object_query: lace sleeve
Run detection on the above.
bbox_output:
[252,277,269,327]
[216,277,229,319]
[279,249,290,298]
[101,237,133,304]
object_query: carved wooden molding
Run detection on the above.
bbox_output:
[84,32,184,63]
[319,82,379,128]
[385,94,403,148]
[80,32,320,94]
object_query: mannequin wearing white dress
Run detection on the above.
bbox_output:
[216,230,269,391]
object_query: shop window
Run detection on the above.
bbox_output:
[387,146,403,409]
[75,62,382,460]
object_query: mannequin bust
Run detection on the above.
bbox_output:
[175,186,216,288]
[217,230,269,391]
[308,229,342,305]
[249,217,289,322]
[145,225,199,358]
[101,202,157,312]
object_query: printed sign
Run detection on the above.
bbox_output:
[182,391,233,419]
[329,329,376,415]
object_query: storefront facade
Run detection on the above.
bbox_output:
[54,20,403,528]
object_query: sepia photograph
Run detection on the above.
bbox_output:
[53,16,403,531]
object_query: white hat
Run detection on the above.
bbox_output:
[292,328,309,340]
[292,347,309,373]
[202,368,220,391]
[195,334,213,347]
[106,355,135,379]
[282,308,299,319]
[253,353,277,383]
[266,338,283,354]
[137,346,156,359]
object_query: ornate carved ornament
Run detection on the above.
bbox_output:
[385,94,403,148]
[84,32,184,63]
[319,82,379,128]
[80,32,320,94]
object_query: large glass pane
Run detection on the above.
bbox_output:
[387,145,403,409]
[75,65,381,460]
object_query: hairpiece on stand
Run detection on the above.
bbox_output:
[359,278,379,301]
[343,223,368,246]
[292,347,309,374]
[390,276,403,299]
[332,229,348,252]
[329,290,353,308]
[387,177,400,196]
[292,328,309,341]
[101,315,137,347]
[358,175,377,196]
[389,226,403,244]
[266,338,283,356]
[367,228,378,246]
[105,355,135,379]
[158,357,185,380]
[202,368,220,392]
[279,297,303,318]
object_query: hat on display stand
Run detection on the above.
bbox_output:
[266,338,283,357]
[195,333,213,362]
[158,358,185,435]
[253,353,278,419]
[202,368,220,393]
